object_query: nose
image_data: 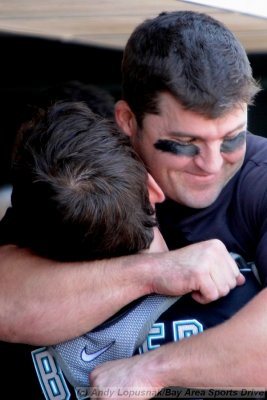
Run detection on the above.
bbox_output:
[194,143,224,174]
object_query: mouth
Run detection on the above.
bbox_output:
[184,172,219,188]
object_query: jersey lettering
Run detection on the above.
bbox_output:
[32,347,70,400]
[173,319,203,341]
[139,319,203,353]
[139,323,165,353]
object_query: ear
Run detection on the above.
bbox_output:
[147,173,165,205]
[115,100,138,137]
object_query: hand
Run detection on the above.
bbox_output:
[150,239,245,304]
[90,354,161,400]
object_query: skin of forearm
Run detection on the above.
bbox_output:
[150,288,267,388]
[0,245,154,345]
[0,238,244,346]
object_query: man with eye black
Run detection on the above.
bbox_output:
[0,10,266,397]
[90,11,266,394]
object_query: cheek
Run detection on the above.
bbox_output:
[222,147,246,166]
[152,152,192,175]
[220,131,247,153]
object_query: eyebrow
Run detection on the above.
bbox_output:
[167,122,247,139]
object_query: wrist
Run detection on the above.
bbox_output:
[121,252,158,297]
[135,345,175,391]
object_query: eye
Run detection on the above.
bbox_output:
[173,137,195,146]
[220,131,246,153]
[154,139,199,156]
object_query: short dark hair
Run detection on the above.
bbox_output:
[11,102,156,261]
[40,80,115,118]
[122,11,260,126]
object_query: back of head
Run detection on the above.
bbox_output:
[11,101,156,261]
[122,10,260,126]
[41,81,115,118]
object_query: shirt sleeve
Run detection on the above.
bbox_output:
[239,161,267,286]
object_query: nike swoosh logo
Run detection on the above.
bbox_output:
[81,340,115,362]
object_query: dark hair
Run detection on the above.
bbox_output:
[11,101,156,261]
[12,82,116,166]
[122,11,260,126]
[40,80,115,118]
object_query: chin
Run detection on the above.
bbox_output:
[178,192,221,209]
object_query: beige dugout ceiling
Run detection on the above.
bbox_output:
[0,0,266,52]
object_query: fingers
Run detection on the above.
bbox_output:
[192,272,245,304]
[191,251,246,304]
[236,272,246,286]
[151,239,247,302]
[222,253,246,290]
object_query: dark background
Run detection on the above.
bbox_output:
[0,33,266,186]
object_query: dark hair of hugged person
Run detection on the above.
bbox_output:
[11,101,157,261]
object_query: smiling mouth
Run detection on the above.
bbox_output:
[187,171,216,178]
[185,172,218,185]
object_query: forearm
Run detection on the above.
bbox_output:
[0,238,244,346]
[151,288,267,388]
[91,289,267,394]
[0,245,152,345]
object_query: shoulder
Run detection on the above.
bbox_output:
[238,133,267,188]
[234,133,267,222]
[245,132,267,167]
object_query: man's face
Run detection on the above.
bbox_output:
[130,93,247,209]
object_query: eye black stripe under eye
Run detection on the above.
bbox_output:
[154,139,199,156]
[220,131,247,153]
